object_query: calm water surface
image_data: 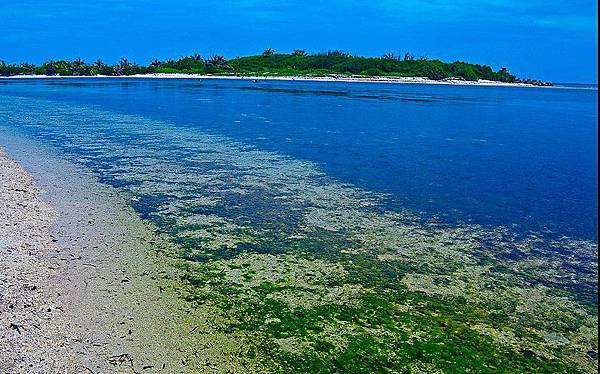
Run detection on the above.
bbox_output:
[1,78,598,372]
[1,78,596,240]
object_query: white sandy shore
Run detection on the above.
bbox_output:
[0,73,546,87]
[0,134,258,373]
[0,148,79,372]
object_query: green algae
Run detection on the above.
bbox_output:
[0,95,597,373]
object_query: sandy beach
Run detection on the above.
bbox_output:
[0,148,79,371]
[0,135,257,373]
[0,73,547,87]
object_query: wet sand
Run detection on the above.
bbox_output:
[0,134,255,373]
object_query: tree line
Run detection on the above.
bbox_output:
[0,50,551,85]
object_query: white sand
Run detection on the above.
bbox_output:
[0,136,258,373]
[0,148,79,372]
[0,73,544,87]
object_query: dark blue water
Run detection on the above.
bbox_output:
[0,78,597,239]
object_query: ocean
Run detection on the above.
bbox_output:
[0,79,596,239]
[0,78,597,372]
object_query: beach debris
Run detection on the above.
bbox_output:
[108,353,138,373]
[9,322,24,334]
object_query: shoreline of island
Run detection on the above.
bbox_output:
[0,132,257,373]
[0,73,554,88]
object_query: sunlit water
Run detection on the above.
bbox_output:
[0,79,597,371]
[0,79,596,240]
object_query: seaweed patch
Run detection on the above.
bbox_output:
[0,95,597,373]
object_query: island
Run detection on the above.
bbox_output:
[0,49,553,86]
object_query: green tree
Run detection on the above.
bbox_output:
[262,48,275,57]
[205,55,230,72]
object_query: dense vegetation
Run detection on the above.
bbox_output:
[0,50,551,85]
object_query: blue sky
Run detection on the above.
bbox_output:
[1,0,597,82]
